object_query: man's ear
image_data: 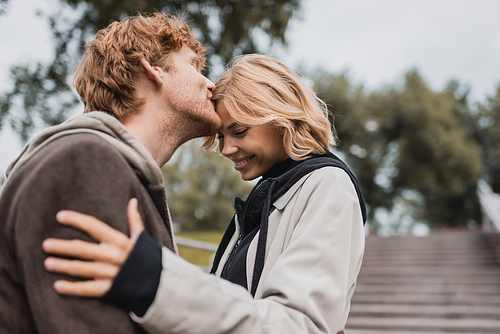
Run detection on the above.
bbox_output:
[140,58,164,86]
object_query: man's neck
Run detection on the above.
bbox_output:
[122,112,182,167]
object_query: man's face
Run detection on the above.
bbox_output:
[162,45,221,137]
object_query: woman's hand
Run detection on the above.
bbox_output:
[42,198,144,297]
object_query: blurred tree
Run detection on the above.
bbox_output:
[478,88,500,192]
[0,0,301,141]
[392,71,481,227]
[162,139,253,231]
[460,86,500,193]
[0,0,8,16]
[313,70,397,221]
[313,69,482,229]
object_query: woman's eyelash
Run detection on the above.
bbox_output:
[235,128,249,135]
[217,128,248,139]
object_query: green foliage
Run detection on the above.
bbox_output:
[313,69,483,229]
[313,70,395,216]
[393,72,481,227]
[447,83,500,194]
[468,87,500,193]
[1,0,301,141]
[162,139,253,231]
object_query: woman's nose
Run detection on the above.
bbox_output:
[220,138,238,157]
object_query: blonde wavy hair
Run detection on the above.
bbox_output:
[202,54,337,160]
[73,13,206,120]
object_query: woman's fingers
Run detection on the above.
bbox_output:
[56,210,130,248]
[44,257,119,279]
[43,199,144,297]
[127,198,145,241]
[42,238,127,265]
[53,279,112,297]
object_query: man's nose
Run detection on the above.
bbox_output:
[206,77,215,92]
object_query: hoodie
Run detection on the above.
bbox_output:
[0,111,174,334]
[5,111,162,187]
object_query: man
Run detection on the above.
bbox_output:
[0,13,220,333]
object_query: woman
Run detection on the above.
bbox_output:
[43,54,366,333]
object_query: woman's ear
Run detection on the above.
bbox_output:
[139,58,164,86]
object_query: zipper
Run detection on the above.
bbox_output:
[221,224,243,278]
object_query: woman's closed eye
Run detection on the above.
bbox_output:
[217,126,249,140]
[234,128,249,136]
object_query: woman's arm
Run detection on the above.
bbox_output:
[134,167,365,334]
[43,168,365,334]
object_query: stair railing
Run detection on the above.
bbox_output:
[477,179,500,233]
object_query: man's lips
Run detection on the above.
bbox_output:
[207,97,215,110]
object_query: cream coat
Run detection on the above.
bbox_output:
[131,167,365,334]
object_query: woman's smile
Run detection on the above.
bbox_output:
[232,155,254,169]
[217,102,289,181]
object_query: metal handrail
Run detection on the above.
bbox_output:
[175,236,219,252]
[477,179,500,233]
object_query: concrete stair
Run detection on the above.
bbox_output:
[346,230,500,333]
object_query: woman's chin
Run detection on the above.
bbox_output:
[239,171,259,182]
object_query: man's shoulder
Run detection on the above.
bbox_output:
[8,132,130,185]
[44,131,120,154]
[32,132,123,165]
[1,132,140,213]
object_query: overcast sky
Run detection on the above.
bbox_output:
[1,0,499,176]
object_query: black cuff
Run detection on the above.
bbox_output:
[101,230,162,317]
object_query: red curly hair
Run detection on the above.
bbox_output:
[73,13,206,119]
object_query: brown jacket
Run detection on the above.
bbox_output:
[0,112,175,333]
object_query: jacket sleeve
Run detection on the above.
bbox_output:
[1,134,149,334]
[131,167,365,334]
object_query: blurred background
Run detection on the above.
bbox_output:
[2,2,500,332]
[1,0,499,244]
